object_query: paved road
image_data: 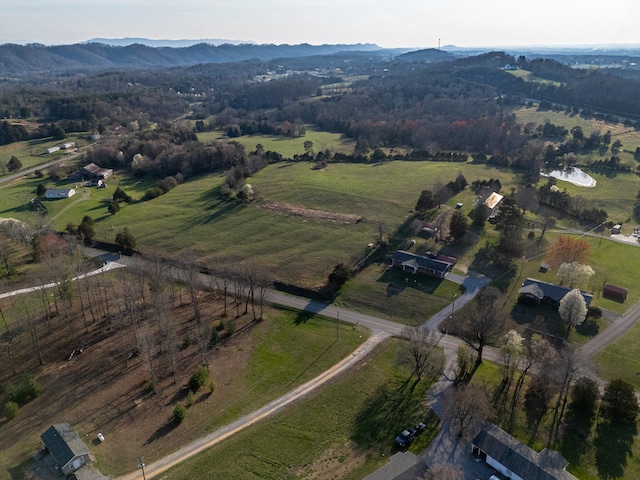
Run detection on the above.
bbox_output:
[0,149,86,186]
[4,252,635,479]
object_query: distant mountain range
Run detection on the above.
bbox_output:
[0,41,386,76]
[84,37,253,47]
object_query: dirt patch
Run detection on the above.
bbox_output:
[258,201,362,224]
[0,272,264,477]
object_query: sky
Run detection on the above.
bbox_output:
[3,0,640,49]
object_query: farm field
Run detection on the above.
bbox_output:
[162,338,441,480]
[196,126,356,158]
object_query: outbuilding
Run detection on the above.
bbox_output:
[603,283,627,301]
[45,146,60,154]
[40,423,91,476]
[45,188,76,199]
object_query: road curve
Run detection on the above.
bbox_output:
[116,330,391,480]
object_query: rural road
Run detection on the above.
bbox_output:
[2,251,635,479]
[0,149,86,186]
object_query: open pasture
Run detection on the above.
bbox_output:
[197,126,356,157]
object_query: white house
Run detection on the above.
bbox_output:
[45,146,60,154]
[61,142,76,149]
[472,424,578,480]
[45,188,76,199]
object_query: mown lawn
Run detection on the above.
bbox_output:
[595,321,640,390]
[334,263,464,326]
[162,338,441,480]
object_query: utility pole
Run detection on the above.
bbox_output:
[139,458,147,480]
[336,310,340,341]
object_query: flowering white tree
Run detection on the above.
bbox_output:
[500,329,525,386]
[559,288,588,337]
[556,262,594,288]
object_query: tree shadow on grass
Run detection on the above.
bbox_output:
[145,417,180,446]
[575,318,599,337]
[594,421,636,479]
[352,375,430,448]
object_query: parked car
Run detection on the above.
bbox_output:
[414,421,426,433]
[394,426,417,447]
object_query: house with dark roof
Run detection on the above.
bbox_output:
[391,250,454,279]
[82,162,113,180]
[518,278,593,307]
[472,424,578,480]
[41,423,91,476]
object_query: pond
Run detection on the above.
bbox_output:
[540,166,596,187]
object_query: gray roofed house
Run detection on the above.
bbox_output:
[41,423,91,476]
[471,424,578,480]
[391,250,454,279]
[518,278,593,307]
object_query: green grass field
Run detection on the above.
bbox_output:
[334,264,464,326]
[514,105,640,168]
[197,126,356,157]
[508,69,563,87]
[0,133,91,174]
[162,338,440,480]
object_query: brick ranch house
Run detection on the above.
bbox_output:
[391,250,455,279]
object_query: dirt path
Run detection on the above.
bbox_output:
[116,331,390,480]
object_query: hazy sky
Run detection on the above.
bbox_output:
[4,0,640,48]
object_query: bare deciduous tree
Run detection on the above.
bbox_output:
[399,326,440,385]
[463,286,506,365]
[444,384,491,438]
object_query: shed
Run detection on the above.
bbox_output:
[41,423,91,476]
[603,283,627,301]
[45,146,60,154]
[61,142,76,149]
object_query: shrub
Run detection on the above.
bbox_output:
[173,403,187,424]
[142,187,163,201]
[186,390,195,407]
[188,365,210,393]
[5,374,42,405]
[3,401,19,420]
[208,381,215,394]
